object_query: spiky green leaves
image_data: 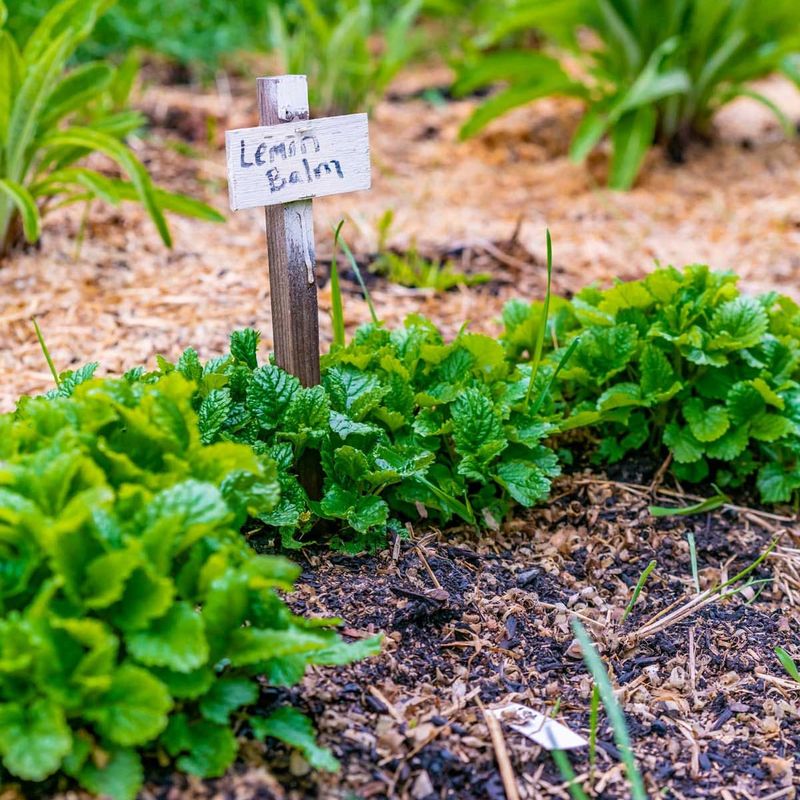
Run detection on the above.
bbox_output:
[0,0,223,257]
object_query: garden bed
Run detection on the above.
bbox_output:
[2,35,800,800]
[13,476,792,800]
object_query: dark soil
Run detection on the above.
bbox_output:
[37,476,796,800]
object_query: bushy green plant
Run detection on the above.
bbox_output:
[0,0,223,259]
[455,0,800,188]
[127,320,563,552]
[0,372,379,798]
[268,0,423,114]
[503,265,800,503]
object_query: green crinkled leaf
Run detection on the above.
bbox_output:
[324,365,388,420]
[108,567,174,631]
[597,382,643,411]
[78,748,143,800]
[705,426,750,460]
[199,677,258,724]
[198,389,232,444]
[318,485,389,535]
[569,323,638,383]
[247,365,300,429]
[495,458,557,506]
[757,462,800,503]
[127,602,209,673]
[229,328,261,369]
[150,667,215,700]
[683,398,729,442]
[709,297,769,350]
[751,377,785,410]
[663,423,704,463]
[451,388,506,469]
[176,348,202,382]
[750,413,795,442]
[0,699,72,781]
[86,664,172,746]
[227,627,335,666]
[252,706,338,772]
[726,381,766,424]
[161,714,238,778]
[640,344,679,399]
[283,385,331,436]
[333,445,371,483]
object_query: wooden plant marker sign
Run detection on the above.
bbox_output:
[224,75,371,495]
[225,75,370,386]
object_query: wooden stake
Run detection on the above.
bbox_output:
[256,75,320,388]
[226,75,371,505]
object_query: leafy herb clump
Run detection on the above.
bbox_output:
[503,265,800,503]
[143,320,563,552]
[0,373,379,799]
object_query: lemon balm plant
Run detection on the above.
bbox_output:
[456,0,800,188]
[0,0,222,258]
[503,266,800,503]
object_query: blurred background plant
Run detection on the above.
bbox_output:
[0,0,223,259]
[455,0,800,188]
[6,0,274,75]
[267,0,423,114]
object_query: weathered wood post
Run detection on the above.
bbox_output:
[256,75,320,387]
[225,75,371,496]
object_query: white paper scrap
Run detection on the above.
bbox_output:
[489,703,588,751]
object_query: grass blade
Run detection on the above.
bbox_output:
[330,220,346,348]
[572,620,647,800]
[622,559,656,623]
[649,492,727,517]
[686,532,700,594]
[525,228,553,409]
[775,646,800,683]
[551,749,590,800]
[588,684,600,777]
[338,226,379,325]
[32,317,60,387]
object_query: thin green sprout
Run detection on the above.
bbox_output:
[330,221,346,348]
[525,228,553,410]
[622,560,657,623]
[32,317,60,387]
[572,620,648,800]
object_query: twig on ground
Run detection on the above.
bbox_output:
[649,452,673,494]
[477,697,521,800]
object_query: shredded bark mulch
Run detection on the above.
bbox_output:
[2,66,800,410]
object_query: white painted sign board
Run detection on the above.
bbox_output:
[225,113,371,211]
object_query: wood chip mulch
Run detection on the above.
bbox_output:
[2,67,800,410]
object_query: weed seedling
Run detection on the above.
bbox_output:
[775,647,800,682]
[622,560,657,623]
